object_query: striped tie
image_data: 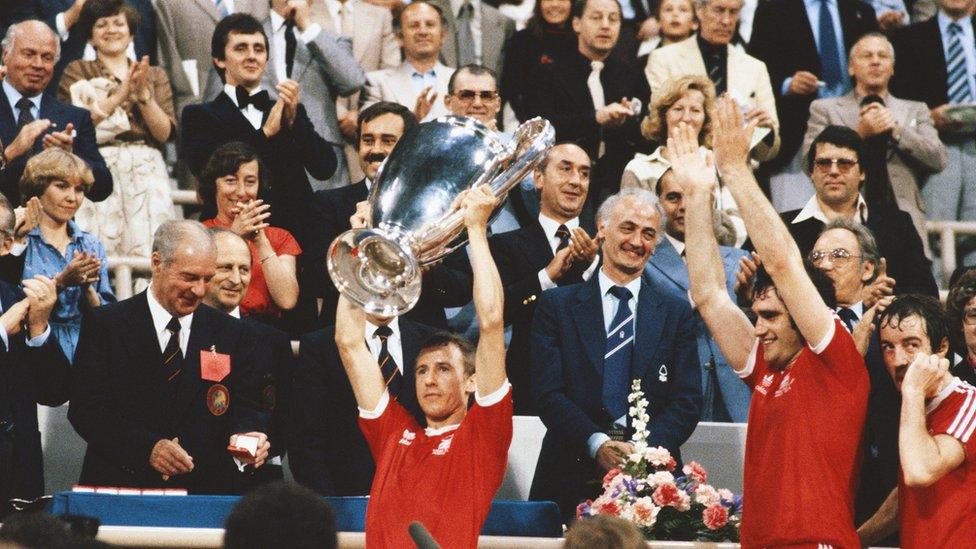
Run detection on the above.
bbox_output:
[947,23,973,104]
[603,286,634,420]
[375,325,401,395]
[162,316,183,386]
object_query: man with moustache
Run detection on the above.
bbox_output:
[69,220,273,493]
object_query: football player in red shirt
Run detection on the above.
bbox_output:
[858,295,976,548]
[673,98,869,548]
[334,185,511,549]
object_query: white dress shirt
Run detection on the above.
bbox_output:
[146,283,193,357]
[665,233,685,259]
[2,79,41,122]
[792,193,869,225]
[269,11,324,84]
[536,213,600,290]
[223,83,266,130]
[449,0,483,64]
[365,317,404,375]
[323,0,359,35]
[939,11,976,102]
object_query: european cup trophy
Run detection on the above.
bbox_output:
[327,115,555,317]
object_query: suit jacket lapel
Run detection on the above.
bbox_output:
[632,276,665,380]
[481,6,502,70]
[648,238,689,291]
[262,20,281,89]
[212,92,261,136]
[836,92,861,128]
[124,294,174,406]
[391,64,418,108]
[190,0,221,24]
[571,277,606,376]
[790,0,819,67]
[0,91,15,145]
[171,308,212,425]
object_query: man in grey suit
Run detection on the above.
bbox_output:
[644,169,751,422]
[428,0,514,77]
[312,0,400,182]
[803,33,946,252]
[264,0,365,189]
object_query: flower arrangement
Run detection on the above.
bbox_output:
[575,380,741,541]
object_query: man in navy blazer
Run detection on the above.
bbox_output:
[529,187,702,521]
[0,20,112,206]
[645,171,750,423]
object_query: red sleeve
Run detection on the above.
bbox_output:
[931,389,976,454]
[809,318,866,381]
[358,396,418,462]
[267,227,302,257]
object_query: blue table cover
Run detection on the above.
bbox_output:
[49,492,562,537]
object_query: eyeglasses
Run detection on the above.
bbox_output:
[964,308,976,326]
[453,90,499,102]
[813,158,859,173]
[808,248,861,266]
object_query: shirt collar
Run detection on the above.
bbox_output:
[926,375,963,415]
[406,61,436,78]
[837,301,864,319]
[365,316,400,341]
[270,10,288,33]
[146,283,194,339]
[696,33,727,57]
[805,0,832,8]
[28,220,84,244]
[222,83,263,108]
[665,233,685,256]
[537,213,579,241]
[598,268,642,303]
[792,193,869,225]
[939,9,973,32]
[425,423,461,437]
[229,306,241,319]
[364,177,373,191]
[2,79,41,113]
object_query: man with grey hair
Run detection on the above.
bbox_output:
[529,186,701,521]
[803,32,946,251]
[0,20,111,207]
[69,219,274,493]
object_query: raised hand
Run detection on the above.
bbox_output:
[56,251,101,288]
[852,294,894,356]
[902,353,950,399]
[42,122,75,152]
[13,197,42,243]
[711,96,756,173]
[229,199,272,240]
[461,185,498,231]
[413,87,437,121]
[263,99,285,138]
[667,121,717,196]
[733,251,761,304]
[569,227,598,266]
[5,120,53,161]
[276,80,300,128]
[862,257,895,309]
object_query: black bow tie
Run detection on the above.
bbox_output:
[235,86,272,111]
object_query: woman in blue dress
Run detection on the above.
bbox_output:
[18,148,116,361]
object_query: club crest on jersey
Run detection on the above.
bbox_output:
[432,435,454,456]
[774,373,795,397]
[399,430,416,446]
[658,364,668,382]
[756,373,775,395]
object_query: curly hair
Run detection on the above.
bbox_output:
[947,269,976,355]
[197,142,269,215]
[641,74,715,147]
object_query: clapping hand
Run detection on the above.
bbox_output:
[414,86,438,121]
[862,257,895,309]
[128,56,153,105]
[22,275,57,338]
[276,80,300,128]
[14,197,42,243]
[56,251,101,288]
[42,122,75,152]
[733,251,761,304]
[229,200,271,240]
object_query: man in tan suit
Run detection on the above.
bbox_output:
[361,2,455,122]
[155,0,270,119]
[313,0,400,181]
[645,0,780,162]
[803,33,947,252]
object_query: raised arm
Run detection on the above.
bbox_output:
[711,97,834,346]
[334,297,384,411]
[899,354,965,487]
[462,186,507,396]
[669,123,756,371]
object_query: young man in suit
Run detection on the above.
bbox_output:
[181,13,336,247]
[68,220,273,493]
[361,1,455,122]
[428,0,515,76]
[529,185,701,521]
[803,33,946,252]
[645,169,751,422]
[748,0,877,210]
[779,125,938,297]
[646,0,780,162]
[264,0,364,190]
[523,0,650,212]
[678,96,868,548]
[0,194,70,516]
[0,20,112,206]
[891,0,976,266]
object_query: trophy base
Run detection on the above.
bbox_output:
[327,228,422,318]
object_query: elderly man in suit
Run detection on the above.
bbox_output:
[69,220,273,493]
[646,0,780,162]
[181,13,336,247]
[748,0,877,211]
[263,0,364,190]
[362,1,455,122]
[428,0,514,76]
[311,0,400,182]
[0,20,112,206]
[803,33,946,253]
[645,169,750,422]
[155,0,269,120]
[529,186,701,520]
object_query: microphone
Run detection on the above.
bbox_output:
[860,94,890,133]
[858,94,897,208]
[408,521,441,549]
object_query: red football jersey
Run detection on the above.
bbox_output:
[899,377,976,549]
[359,384,513,549]
[739,319,869,548]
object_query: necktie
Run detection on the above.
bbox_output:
[837,307,858,333]
[235,86,272,111]
[603,286,634,421]
[587,61,606,158]
[707,51,726,95]
[375,325,401,395]
[457,2,476,66]
[285,20,297,79]
[555,224,571,252]
[947,23,973,104]
[214,0,230,18]
[15,97,34,129]
[817,0,844,93]
[162,316,184,390]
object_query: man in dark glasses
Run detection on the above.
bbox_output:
[444,64,501,130]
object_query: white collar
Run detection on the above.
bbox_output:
[270,10,289,33]
[598,269,642,302]
[837,301,863,318]
[365,316,400,341]
[222,83,264,108]
[364,177,373,191]
[229,306,241,319]
[938,10,974,33]
[665,233,685,257]
[792,193,869,225]
[425,423,461,437]
[2,79,41,112]
[537,213,580,240]
[926,375,964,415]
[146,283,194,338]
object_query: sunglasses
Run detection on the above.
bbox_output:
[453,90,499,102]
[813,158,859,173]
[808,248,861,266]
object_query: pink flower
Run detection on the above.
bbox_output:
[694,484,720,506]
[703,503,729,530]
[576,500,593,518]
[682,461,708,483]
[652,482,682,507]
[631,497,659,527]
[602,468,622,487]
[597,498,621,516]
[718,488,734,502]
[644,446,675,469]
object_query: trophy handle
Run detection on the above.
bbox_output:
[327,227,423,318]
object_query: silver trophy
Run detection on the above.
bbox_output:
[328,115,555,317]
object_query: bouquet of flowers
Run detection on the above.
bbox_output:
[575,380,741,541]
